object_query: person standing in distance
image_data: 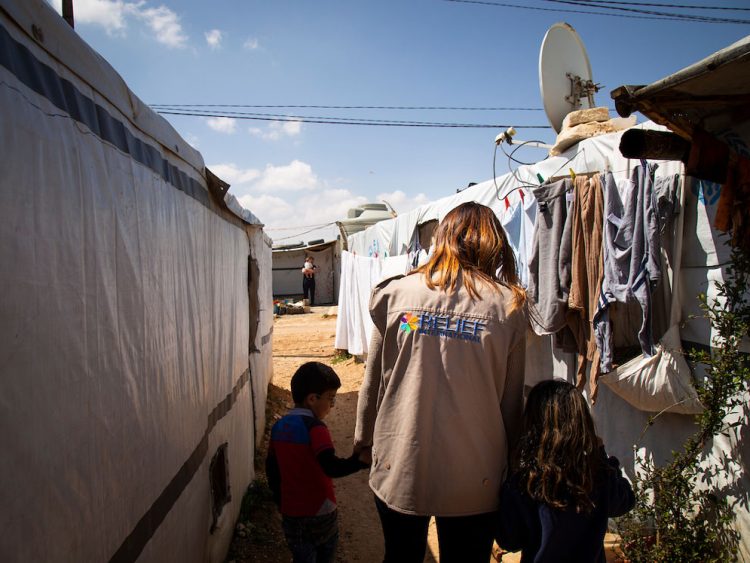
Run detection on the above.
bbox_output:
[302,256,318,306]
[354,202,528,562]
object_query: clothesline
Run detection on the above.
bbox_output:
[495,164,686,213]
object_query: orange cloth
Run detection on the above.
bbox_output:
[567,174,605,400]
[715,154,750,255]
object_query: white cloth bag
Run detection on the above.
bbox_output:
[600,172,703,415]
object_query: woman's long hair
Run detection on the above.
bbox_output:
[413,202,525,308]
[514,380,603,514]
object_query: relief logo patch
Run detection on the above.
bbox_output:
[398,311,486,343]
[399,313,419,333]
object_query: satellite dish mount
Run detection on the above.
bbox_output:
[566,72,600,109]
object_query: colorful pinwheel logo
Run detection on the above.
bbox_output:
[399,313,418,333]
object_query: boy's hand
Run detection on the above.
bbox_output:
[358,447,372,466]
[353,444,372,466]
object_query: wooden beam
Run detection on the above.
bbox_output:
[62,0,74,28]
[619,129,691,161]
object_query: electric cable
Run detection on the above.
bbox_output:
[495,140,551,201]
[571,0,750,12]
[155,109,551,129]
[271,223,338,242]
[265,222,338,231]
[443,0,750,23]
[151,104,545,111]
[544,0,750,24]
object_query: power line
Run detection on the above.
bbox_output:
[443,0,750,23]
[572,0,750,11]
[271,223,338,242]
[544,0,750,23]
[155,109,551,129]
[266,222,338,231]
[150,103,545,111]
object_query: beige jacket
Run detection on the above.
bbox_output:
[354,272,526,516]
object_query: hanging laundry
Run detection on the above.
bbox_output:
[566,174,605,398]
[594,164,662,376]
[714,154,750,254]
[499,190,537,289]
[527,178,574,335]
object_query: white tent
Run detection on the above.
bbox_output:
[0,2,273,562]
[272,240,341,305]
[335,120,750,557]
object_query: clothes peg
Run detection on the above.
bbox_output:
[569,168,576,180]
[519,189,525,204]
[536,173,545,184]
[504,196,510,211]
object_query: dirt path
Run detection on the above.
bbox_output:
[268,308,387,562]
[226,308,443,562]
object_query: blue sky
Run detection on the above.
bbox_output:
[47,0,749,243]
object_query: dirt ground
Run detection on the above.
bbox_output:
[225,308,623,563]
[224,308,452,562]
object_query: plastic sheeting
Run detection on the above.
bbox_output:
[0,2,273,562]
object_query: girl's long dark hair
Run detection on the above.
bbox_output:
[514,380,603,514]
[412,202,526,309]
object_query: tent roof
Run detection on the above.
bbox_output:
[272,239,338,253]
[5,0,261,227]
[611,35,750,141]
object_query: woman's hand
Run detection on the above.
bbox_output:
[353,444,373,466]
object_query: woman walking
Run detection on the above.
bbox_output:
[354,202,528,562]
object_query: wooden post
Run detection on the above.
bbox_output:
[62,0,74,29]
[619,129,691,162]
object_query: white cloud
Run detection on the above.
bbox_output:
[376,190,429,214]
[255,160,318,192]
[210,163,260,185]
[249,120,302,141]
[237,188,367,244]
[209,160,317,193]
[205,117,237,134]
[48,0,128,34]
[132,5,187,48]
[219,161,425,244]
[204,29,223,49]
[243,37,260,50]
[237,193,293,224]
[47,1,187,48]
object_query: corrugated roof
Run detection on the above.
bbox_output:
[611,35,750,143]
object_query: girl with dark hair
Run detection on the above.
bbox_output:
[497,380,635,562]
[354,202,528,562]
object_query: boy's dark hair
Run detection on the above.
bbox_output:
[291,362,341,404]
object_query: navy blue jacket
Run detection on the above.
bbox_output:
[497,449,635,563]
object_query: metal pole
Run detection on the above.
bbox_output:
[62,0,74,29]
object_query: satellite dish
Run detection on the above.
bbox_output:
[539,22,599,134]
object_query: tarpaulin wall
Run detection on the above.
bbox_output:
[249,229,275,447]
[0,2,271,562]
